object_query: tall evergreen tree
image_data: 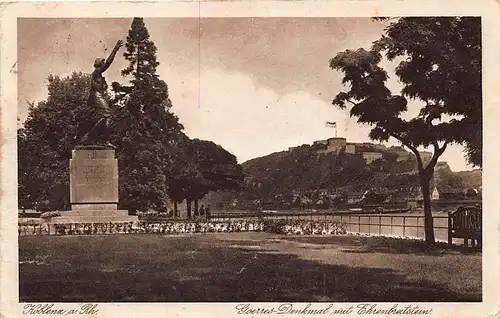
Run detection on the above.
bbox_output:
[112,17,184,212]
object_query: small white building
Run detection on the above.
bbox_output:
[431,187,440,200]
[345,144,356,154]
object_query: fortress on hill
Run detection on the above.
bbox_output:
[289,137,437,166]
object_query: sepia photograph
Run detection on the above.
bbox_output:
[1,1,499,317]
[16,15,483,303]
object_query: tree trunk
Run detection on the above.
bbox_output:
[186,199,192,219]
[194,200,199,216]
[174,201,178,217]
[420,170,436,244]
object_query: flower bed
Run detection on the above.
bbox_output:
[265,219,347,235]
[18,218,41,226]
[18,219,347,236]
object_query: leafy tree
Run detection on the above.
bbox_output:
[435,169,467,193]
[112,17,184,212]
[166,136,203,217]
[18,72,91,211]
[330,17,481,243]
[169,138,244,218]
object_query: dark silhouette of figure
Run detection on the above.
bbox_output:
[74,40,123,148]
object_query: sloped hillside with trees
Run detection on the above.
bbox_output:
[205,143,481,210]
[205,144,423,209]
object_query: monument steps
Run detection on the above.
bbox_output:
[45,216,138,224]
[43,210,138,224]
[59,210,130,217]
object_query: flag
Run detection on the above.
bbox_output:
[325,121,337,128]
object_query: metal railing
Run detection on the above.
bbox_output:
[334,214,449,239]
[207,211,454,242]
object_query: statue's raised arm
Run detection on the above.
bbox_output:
[98,40,123,73]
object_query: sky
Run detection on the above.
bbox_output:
[17,18,476,171]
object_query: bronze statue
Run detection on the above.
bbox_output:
[74,40,123,148]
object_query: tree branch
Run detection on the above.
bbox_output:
[425,140,448,172]
[389,132,424,171]
[438,140,448,156]
[346,99,358,106]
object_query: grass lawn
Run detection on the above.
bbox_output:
[19,232,481,302]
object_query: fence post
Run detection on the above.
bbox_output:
[390,216,393,235]
[447,211,452,246]
[417,216,421,238]
[403,216,406,237]
[378,215,381,235]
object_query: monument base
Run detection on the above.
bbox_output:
[72,203,118,210]
[50,147,140,224]
[43,210,138,224]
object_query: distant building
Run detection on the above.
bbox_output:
[317,137,347,154]
[332,141,387,155]
[345,144,356,154]
[388,146,411,162]
[362,152,383,164]
[431,187,440,200]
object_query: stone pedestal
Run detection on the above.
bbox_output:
[70,148,118,210]
[46,146,137,224]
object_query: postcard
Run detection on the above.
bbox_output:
[1,1,499,317]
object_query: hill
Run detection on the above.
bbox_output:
[454,169,482,190]
[205,144,422,209]
[204,143,482,210]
